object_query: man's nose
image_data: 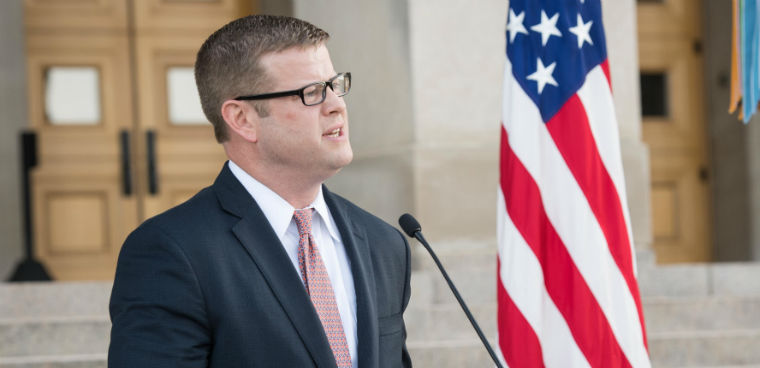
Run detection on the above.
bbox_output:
[321,86,347,114]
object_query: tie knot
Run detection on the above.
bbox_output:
[293,208,314,236]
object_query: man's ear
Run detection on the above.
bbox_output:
[221,100,258,142]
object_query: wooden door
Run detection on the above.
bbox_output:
[24,0,249,280]
[131,0,246,218]
[637,0,712,263]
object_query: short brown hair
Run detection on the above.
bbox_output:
[195,15,330,142]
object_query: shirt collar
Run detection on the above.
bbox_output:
[311,186,342,242]
[228,160,341,241]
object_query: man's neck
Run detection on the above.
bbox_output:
[230,159,323,209]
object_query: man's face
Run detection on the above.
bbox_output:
[252,44,353,181]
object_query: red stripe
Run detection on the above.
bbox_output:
[497,257,544,368]
[544,94,648,348]
[499,127,632,368]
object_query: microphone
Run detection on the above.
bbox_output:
[398,213,504,368]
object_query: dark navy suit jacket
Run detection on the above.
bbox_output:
[109,163,413,367]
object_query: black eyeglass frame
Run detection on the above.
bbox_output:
[233,72,351,106]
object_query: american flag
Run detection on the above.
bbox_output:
[497,0,650,367]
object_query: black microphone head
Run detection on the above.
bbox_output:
[398,213,421,237]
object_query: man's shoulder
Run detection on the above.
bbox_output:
[327,191,373,219]
[132,185,224,239]
[158,185,217,219]
[325,190,401,236]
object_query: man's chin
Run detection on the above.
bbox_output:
[333,158,353,171]
[341,150,354,167]
[334,146,353,164]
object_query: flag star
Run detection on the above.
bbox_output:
[530,11,562,46]
[526,58,558,94]
[569,13,594,48]
[506,9,528,43]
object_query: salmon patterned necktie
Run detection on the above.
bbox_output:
[293,209,352,368]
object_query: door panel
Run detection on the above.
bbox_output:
[132,0,250,33]
[25,30,138,279]
[638,0,711,263]
[639,39,705,149]
[33,165,138,280]
[24,0,128,31]
[649,154,711,262]
[26,34,133,134]
[637,0,699,39]
[133,34,228,219]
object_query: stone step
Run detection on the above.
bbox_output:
[1,262,757,367]
[644,296,760,334]
[665,366,760,368]
[411,238,497,278]
[416,246,760,299]
[0,281,111,361]
[409,332,760,368]
[637,261,760,298]
[405,303,496,341]
[409,330,760,368]
[0,282,111,319]
[0,317,109,357]
[405,297,760,340]
[0,354,106,368]
[649,329,760,367]
[404,296,760,367]
[410,267,496,307]
[408,238,496,309]
[407,338,499,368]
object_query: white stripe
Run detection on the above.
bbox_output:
[501,59,651,368]
[577,67,637,274]
[497,191,591,368]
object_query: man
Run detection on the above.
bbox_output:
[109,15,412,368]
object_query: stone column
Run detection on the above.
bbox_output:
[294,0,418,230]
[405,0,505,245]
[295,0,504,247]
[602,0,653,254]
[0,0,28,280]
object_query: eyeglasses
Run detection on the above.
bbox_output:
[234,72,351,106]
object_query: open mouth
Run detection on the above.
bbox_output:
[324,128,341,138]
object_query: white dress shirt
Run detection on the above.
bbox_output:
[228,161,358,367]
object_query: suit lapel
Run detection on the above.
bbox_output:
[324,187,380,368]
[213,164,337,368]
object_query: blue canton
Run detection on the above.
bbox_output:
[506,0,608,122]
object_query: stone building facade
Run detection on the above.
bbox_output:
[1,0,760,366]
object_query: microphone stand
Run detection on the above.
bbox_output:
[403,220,504,368]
